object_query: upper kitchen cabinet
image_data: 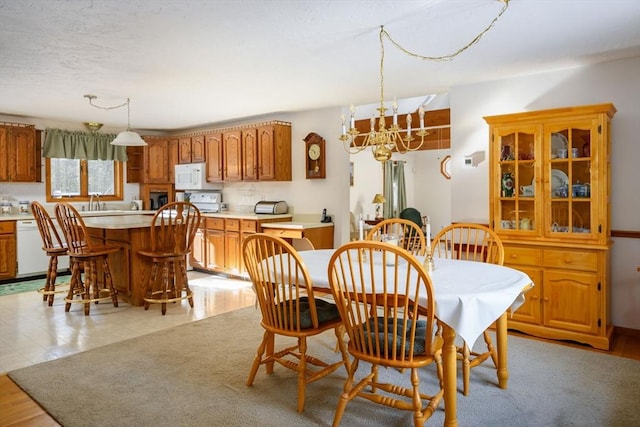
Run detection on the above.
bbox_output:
[126,146,143,183]
[142,137,173,183]
[225,121,292,182]
[0,123,40,182]
[205,132,223,182]
[223,130,243,181]
[178,135,206,164]
[256,123,292,181]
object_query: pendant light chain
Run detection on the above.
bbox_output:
[381,0,510,63]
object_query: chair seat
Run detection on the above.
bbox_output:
[276,297,341,329]
[71,245,121,258]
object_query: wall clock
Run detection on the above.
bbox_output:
[303,132,326,179]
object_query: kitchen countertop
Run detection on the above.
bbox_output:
[200,211,293,220]
[0,209,292,222]
[260,221,334,230]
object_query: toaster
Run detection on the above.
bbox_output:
[254,201,288,215]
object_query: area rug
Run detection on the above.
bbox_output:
[8,307,640,427]
[0,277,44,296]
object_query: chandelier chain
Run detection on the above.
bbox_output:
[381,0,509,62]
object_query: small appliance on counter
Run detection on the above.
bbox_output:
[189,191,222,213]
[254,201,288,215]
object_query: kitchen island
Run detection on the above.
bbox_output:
[84,211,296,304]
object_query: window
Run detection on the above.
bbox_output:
[46,158,124,202]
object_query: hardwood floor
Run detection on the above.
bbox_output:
[1,329,638,427]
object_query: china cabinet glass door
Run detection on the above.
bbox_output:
[545,119,597,238]
[495,125,540,233]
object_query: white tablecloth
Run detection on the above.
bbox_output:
[298,249,533,346]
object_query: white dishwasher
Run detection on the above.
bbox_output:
[16,218,69,277]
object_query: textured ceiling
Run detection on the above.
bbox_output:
[1,0,639,132]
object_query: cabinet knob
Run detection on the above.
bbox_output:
[531,295,539,300]
[564,258,572,264]
[543,297,550,302]
[510,254,518,259]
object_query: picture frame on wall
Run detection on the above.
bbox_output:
[349,162,354,186]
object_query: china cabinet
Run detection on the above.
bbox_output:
[485,103,615,350]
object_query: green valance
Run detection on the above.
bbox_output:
[43,128,128,161]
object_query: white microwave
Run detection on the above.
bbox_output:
[174,163,223,191]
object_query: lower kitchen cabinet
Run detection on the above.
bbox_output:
[191,216,282,276]
[0,221,17,279]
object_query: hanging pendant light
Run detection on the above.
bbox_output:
[84,95,147,146]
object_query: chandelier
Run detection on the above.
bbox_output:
[84,94,147,146]
[340,0,510,161]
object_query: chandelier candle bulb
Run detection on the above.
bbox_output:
[341,116,346,136]
[419,106,425,130]
[370,116,375,132]
[358,215,364,240]
[426,216,431,243]
[406,113,412,137]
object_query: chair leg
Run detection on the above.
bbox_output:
[65,260,83,312]
[297,336,307,412]
[45,256,59,306]
[484,330,498,367]
[101,255,118,307]
[247,330,270,386]
[145,262,159,310]
[462,343,471,396]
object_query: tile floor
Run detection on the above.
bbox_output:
[0,272,256,374]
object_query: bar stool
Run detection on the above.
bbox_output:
[30,201,69,306]
[54,203,120,315]
[138,202,201,315]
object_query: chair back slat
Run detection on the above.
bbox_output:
[243,233,319,333]
[149,202,201,254]
[431,223,504,265]
[30,201,65,251]
[54,203,93,254]
[329,241,437,366]
[366,218,427,256]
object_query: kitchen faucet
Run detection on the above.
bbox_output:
[88,193,102,211]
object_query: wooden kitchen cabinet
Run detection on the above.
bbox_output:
[205,132,223,182]
[191,216,289,277]
[178,135,206,164]
[242,128,258,181]
[222,131,243,181]
[0,221,17,279]
[261,223,334,249]
[126,146,143,183]
[220,122,291,182]
[0,124,39,182]
[485,103,615,349]
[256,123,291,181]
[143,137,171,183]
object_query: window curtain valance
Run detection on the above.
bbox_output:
[43,128,128,161]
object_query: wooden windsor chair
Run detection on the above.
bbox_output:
[138,202,201,315]
[431,222,505,396]
[242,233,349,413]
[327,240,443,427]
[54,203,120,315]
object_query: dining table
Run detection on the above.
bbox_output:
[297,248,534,427]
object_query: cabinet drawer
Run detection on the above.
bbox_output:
[225,219,240,231]
[504,246,542,266]
[0,221,15,234]
[205,218,224,230]
[241,220,257,233]
[262,228,303,239]
[543,248,597,272]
